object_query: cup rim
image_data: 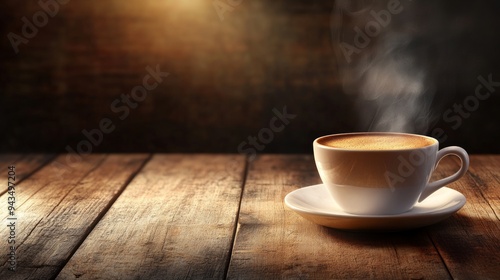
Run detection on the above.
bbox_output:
[314,132,438,152]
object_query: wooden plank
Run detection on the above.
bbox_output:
[57,154,246,280]
[0,154,56,193]
[227,154,452,279]
[467,155,500,216]
[0,154,150,279]
[426,155,500,279]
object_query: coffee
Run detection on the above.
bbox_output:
[313,132,469,214]
[318,133,435,150]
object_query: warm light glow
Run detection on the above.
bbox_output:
[175,0,206,10]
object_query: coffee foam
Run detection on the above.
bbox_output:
[318,134,435,150]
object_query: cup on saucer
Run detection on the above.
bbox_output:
[313,132,469,215]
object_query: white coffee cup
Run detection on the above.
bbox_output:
[313,132,469,215]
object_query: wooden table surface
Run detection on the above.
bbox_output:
[0,154,499,279]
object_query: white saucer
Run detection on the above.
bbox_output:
[284,184,466,231]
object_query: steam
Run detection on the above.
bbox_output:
[332,0,435,133]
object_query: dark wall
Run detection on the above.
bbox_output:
[1,0,499,154]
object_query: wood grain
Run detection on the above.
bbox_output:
[0,154,55,194]
[227,154,452,279]
[0,154,150,279]
[57,154,246,280]
[0,154,497,279]
[426,155,500,280]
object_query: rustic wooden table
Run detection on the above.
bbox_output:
[0,154,499,279]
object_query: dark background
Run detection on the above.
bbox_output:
[1,0,499,154]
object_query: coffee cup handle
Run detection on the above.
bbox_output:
[418,146,469,202]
